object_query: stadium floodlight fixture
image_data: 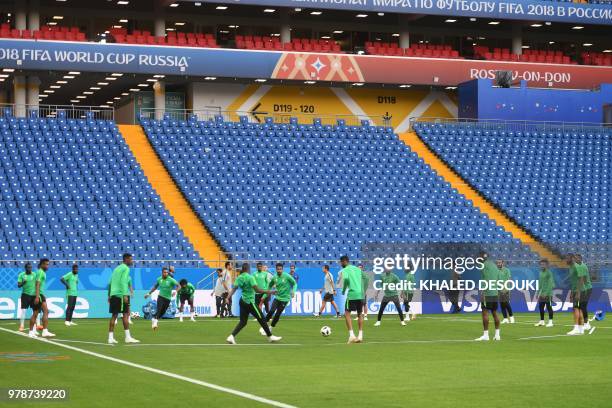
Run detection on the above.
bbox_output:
[44,90,55,93]
[545,22,552,26]
[100,105,111,108]
[53,16,64,20]
[488,21,500,25]
[378,12,384,16]
[310,11,322,15]
[531,23,542,27]
[175,22,186,26]
[113,25,122,29]
[321,35,330,39]
[119,19,128,23]
[549,41,555,44]
[138,83,148,87]
[117,1,129,5]
[166,28,175,31]
[121,92,129,96]
[333,30,343,34]
[50,85,61,89]
[114,97,121,100]
[2,68,14,72]
[356,14,368,18]
[445,19,456,23]
[216,5,227,10]
[304,81,316,84]
[352,82,364,86]
[204,77,217,80]
[392,33,399,37]
[195,2,201,5]
[98,82,109,86]
[572,26,584,29]
[83,91,94,95]
[522,45,530,49]
[146,78,157,82]
[129,88,140,92]
[399,84,411,88]
[38,94,48,97]
[111,73,123,77]
[70,99,80,103]
[105,77,117,81]
[153,74,165,78]
[48,22,57,26]
[90,86,101,90]
[76,96,86,99]
[583,43,593,47]
[294,8,302,11]
[228,25,239,28]
[470,17,476,21]
[107,101,114,104]
[603,49,612,53]
[445,86,457,89]
[264,9,276,13]
[69,71,81,75]
[0,74,9,78]
[255,79,267,83]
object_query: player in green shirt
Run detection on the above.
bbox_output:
[108,253,139,344]
[341,255,365,343]
[496,260,515,324]
[145,267,179,330]
[17,262,36,332]
[566,253,585,335]
[28,258,55,338]
[401,270,416,322]
[254,262,272,314]
[574,253,593,333]
[60,264,79,327]
[374,270,406,326]
[226,263,281,344]
[258,263,297,335]
[535,259,555,327]
[358,263,370,320]
[475,252,501,341]
[177,278,196,322]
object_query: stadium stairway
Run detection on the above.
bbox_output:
[398,131,564,265]
[118,125,226,267]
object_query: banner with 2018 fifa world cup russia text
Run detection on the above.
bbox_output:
[1,40,611,90]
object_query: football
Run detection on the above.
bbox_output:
[130,311,141,319]
[320,326,331,337]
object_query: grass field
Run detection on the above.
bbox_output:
[1,312,611,407]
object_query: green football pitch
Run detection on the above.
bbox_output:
[1,313,611,407]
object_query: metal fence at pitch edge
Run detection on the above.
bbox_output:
[409,117,612,133]
[139,108,391,127]
[0,103,115,120]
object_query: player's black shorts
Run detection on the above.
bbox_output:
[346,299,364,313]
[20,294,35,309]
[403,293,414,304]
[32,294,46,311]
[581,289,592,303]
[255,293,266,305]
[481,296,498,311]
[323,293,334,302]
[179,293,193,303]
[109,295,130,314]
[538,295,552,303]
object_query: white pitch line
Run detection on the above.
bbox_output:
[322,338,475,346]
[518,334,573,340]
[0,327,297,408]
[127,343,303,347]
[53,338,113,346]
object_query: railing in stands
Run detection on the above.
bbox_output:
[0,103,114,120]
[139,108,391,127]
[409,117,612,133]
